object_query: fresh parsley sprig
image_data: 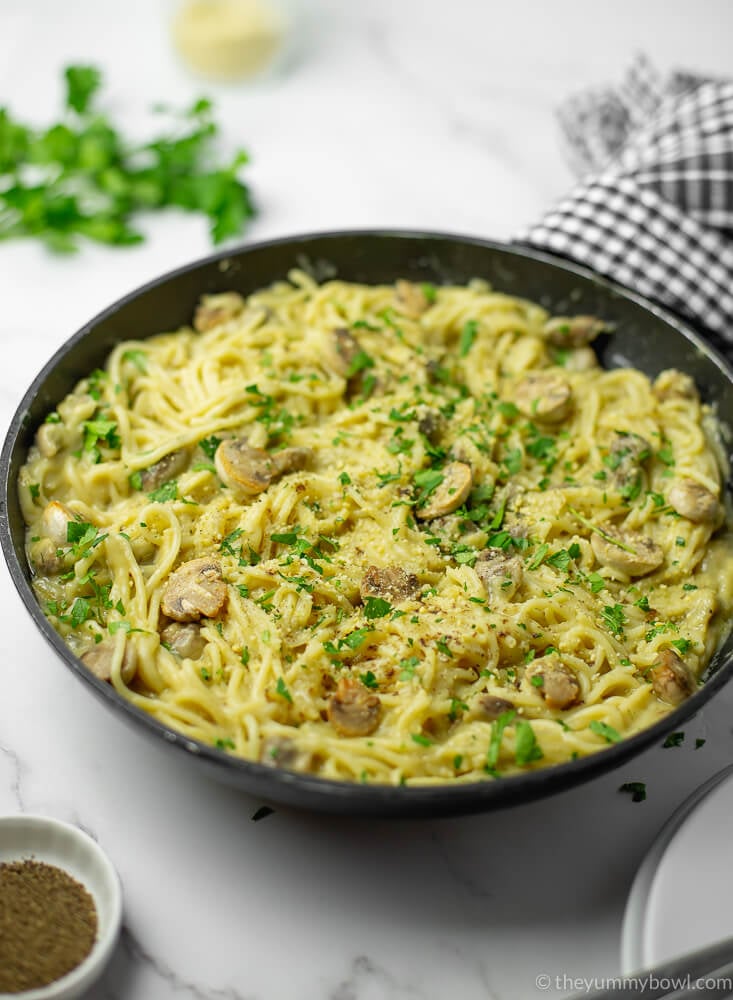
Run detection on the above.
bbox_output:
[0,65,255,252]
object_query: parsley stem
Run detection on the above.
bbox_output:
[567,507,637,555]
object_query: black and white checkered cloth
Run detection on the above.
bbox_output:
[516,56,733,345]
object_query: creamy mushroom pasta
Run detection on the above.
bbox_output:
[19,274,733,785]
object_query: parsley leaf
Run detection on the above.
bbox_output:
[363,597,392,620]
[148,479,178,503]
[275,677,293,703]
[459,320,478,357]
[601,604,626,638]
[619,781,647,802]
[486,709,516,770]
[515,720,543,764]
[589,720,622,743]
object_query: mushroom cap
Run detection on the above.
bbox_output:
[515,373,572,423]
[562,346,598,372]
[360,565,420,603]
[668,478,720,524]
[138,449,189,492]
[477,695,516,720]
[193,292,245,333]
[160,621,207,659]
[161,557,227,622]
[475,549,523,601]
[543,315,607,348]
[215,439,275,495]
[416,462,473,520]
[82,640,137,684]
[590,526,664,577]
[328,677,381,737]
[650,648,693,706]
[526,655,580,710]
[394,279,431,319]
[41,500,80,546]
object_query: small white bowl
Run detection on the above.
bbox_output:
[0,815,122,999]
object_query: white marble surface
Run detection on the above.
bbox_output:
[2,2,733,997]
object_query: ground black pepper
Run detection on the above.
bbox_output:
[0,859,98,993]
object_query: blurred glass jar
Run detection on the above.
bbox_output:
[172,0,293,82]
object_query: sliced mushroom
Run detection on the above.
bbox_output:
[41,500,80,546]
[360,565,420,603]
[270,446,312,477]
[543,315,607,348]
[653,369,699,402]
[215,439,310,495]
[415,405,444,443]
[668,478,720,524]
[36,422,64,458]
[609,432,652,466]
[515,373,572,424]
[477,695,516,720]
[160,621,207,659]
[590,526,664,577]
[193,292,245,333]
[81,640,137,684]
[608,431,652,497]
[327,677,381,737]
[416,462,473,520]
[260,736,313,771]
[526,655,580,710]
[29,537,64,575]
[562,346,599,372]
[394,279,431,319]
[329,328,362,376]
[138,450,189,492]
[650,648,694,706]
[161,557,227,622]
[475,549,523,601]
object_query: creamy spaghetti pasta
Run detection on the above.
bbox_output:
[18,274,733,785]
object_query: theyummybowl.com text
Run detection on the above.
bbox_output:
[535,973,733,994]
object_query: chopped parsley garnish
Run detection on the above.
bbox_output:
[634,595,651,612]
[363,597,392,620]
[421,283,437,303]
[657,445,675,466]
[66,521,107,559]
[435,637,453,657]
[121,349,147,372]
[215,738,236,751]
[671,638,692,654]
[695,738,706,750]
[459,319,478,357]
[199,435,222,460]
[148,479,178,503]
[411,733,432,747]
[486,709,516,770]
[359,670,379,689]
[399,656,420,680]
[82,416,120,463]
[275,677,293,703]
[28,483,40,500]
[527,544,549,570]
[413,467,444,506]
[585,572,606,594]
[663,731,685,748]
[619,781,647,802]
[589,720,622,743]
[345,350,375,378]
[601,604,626,638]
[338,471,351,485]
[515,720,543,764]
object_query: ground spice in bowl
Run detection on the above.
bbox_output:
[0,859,98,993]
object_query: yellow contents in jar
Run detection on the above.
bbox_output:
[173,0,286,81]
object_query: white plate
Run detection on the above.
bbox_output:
[622,763,733,973]
[0,814,122,999]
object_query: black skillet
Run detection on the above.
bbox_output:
[2,230,732,817]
